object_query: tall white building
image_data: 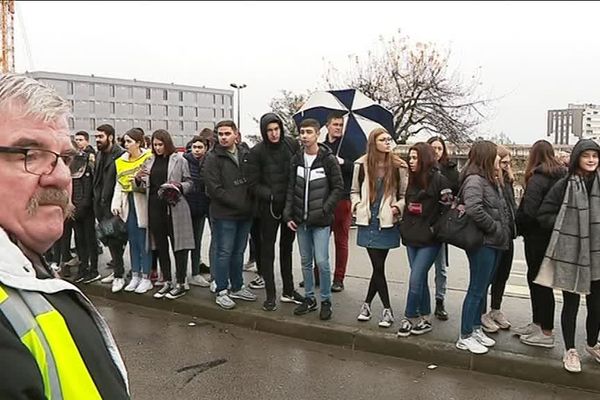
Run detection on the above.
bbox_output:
[547,103,600,145]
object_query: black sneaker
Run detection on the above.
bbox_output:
[331,281,344,293]
[294,297,317,315]
[319,300,332,320]
[411,319,432,335]
[397,318,413,337]
[83,272,101,284]
[198,262,210,275]
[281,290,304,305]
[262,299,277,312]
[165,284,187,300]
[435,299,449,321]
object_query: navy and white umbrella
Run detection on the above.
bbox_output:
[293,89,394,161]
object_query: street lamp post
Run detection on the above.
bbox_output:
[230,83,247,130]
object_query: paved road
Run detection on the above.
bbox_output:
[95,297,597,400]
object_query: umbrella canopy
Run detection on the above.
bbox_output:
[292,89,394,161]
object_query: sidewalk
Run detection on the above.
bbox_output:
[79,251,600,393]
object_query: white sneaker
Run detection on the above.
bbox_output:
[378,308,394,328]
[216,290,236,309]
[456,336,489,354]
[512,322,537,337]
[190,274,210,287]
[473,328,496,347]
[489,309,511,329]
[210,280,217,293]
[586,343,600,363]
[134,278,153,294]
[481,312,500,333]
[111,278,125,293]
[520,328,555,348]
[563,349,581,373]
[357,303,371,321]
[124,274,141,292]
[100,272,114,284]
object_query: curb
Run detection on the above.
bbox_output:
[82,283,600,393]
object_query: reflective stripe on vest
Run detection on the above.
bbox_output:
[0,285,102,400]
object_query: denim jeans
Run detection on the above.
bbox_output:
[405,245,441,318]
[461,246,501,337]
[434,243,449,301]
[296,224,332,301]
[126,194,151,275]
[213,218,252,293]
[191,213,207,276]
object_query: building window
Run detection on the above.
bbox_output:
[128,103,134,114]
[213,109,217,119]
[179,106,183,117]
[68,117,74,130]
[165,120,169,130]
[163,90,168,101]
[179,120,184,131]
[195,121,199,131]
[109,85,115,97]
[110,102,115,114]
[149,120,153,130]
[221,95,225,105]
[90,118,96,130]
[147,104,151,115]
[179,91,184,102]
[67,82,74,95]
[68,99,74,110]
[146,88,151,100]
[195,107,199,118]
[128,87,133,99]
[89,102,95,113]
[213,94,217,104]
[221,109,225,118]
[165,105,169,116]
[89,83,95,96]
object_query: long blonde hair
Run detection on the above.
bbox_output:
[366,128,400,204]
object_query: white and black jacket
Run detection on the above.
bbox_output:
[283,144,344,227]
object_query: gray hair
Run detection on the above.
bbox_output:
[0,73,71,123]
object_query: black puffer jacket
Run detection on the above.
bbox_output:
[203,143,254,220]
[283,144,344,227]
[323,136,356,200]
[515,166,567,237]
[400,169,450,247]
[183,152,210,217]
[438,161,459,195]
[247,113,300,216]
[537,139,600,231]
[462,173,510,250]
[93,144,125,221]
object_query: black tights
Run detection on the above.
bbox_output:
[561,280,600,349]
[365,248,391,309]
[152,220,189,285]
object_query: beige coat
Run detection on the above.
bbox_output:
[350,155,408,228]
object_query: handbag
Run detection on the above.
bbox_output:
[96,215,128,245]
[433,185,484,250]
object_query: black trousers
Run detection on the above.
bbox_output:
[259,213,296,301]
[108,239,125,279]
[46,219,73,265]
[365,248,391,309]
[491,240,514,310]
[151,218,189,284]
[562,280,600,349]
[524,234,555,331]
[249,217,262,275]
[73,211,98,275]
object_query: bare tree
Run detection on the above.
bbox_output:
[254,90,311,138]
[324,31,490,143]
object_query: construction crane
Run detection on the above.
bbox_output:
[1,0,15,73]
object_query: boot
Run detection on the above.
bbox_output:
[435,299,449,321]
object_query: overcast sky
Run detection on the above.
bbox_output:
[14,1,599,144]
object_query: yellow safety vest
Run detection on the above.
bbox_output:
[0,285,102,400]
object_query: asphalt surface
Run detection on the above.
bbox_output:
[95,297,599,400]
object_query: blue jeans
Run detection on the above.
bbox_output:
[296,224,332,301]
[405,245,441,318]
[126,194,151,275]
[461,246,501,337]
[213,218,252,293]
[434,243,449,301]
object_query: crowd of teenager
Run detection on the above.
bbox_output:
[46,111,600,373]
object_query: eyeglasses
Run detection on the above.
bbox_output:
[0,146,76,176]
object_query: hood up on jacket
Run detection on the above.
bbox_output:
[259,113,286,147]
[569,139,600,175]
